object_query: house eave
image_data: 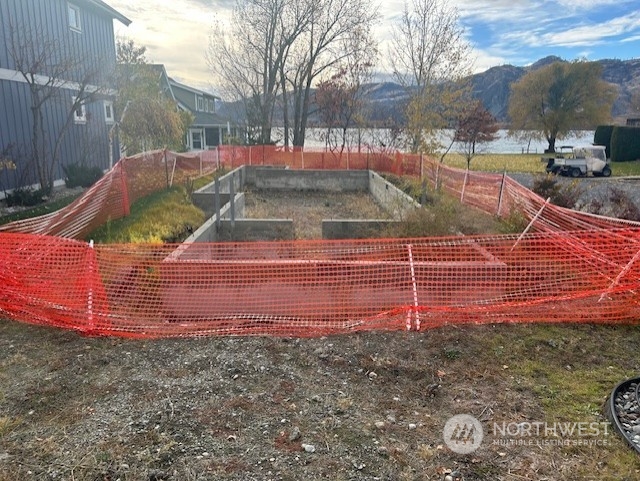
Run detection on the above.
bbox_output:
[168,77,220,100]
[81,0,132,26]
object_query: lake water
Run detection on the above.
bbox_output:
[280,128,596,154]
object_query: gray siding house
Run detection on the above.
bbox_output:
[0,0,130,195]
[117,64,239,154]
[168,78,239,150]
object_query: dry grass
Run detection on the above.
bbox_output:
[0,320,639,480]
[244,189,390,239]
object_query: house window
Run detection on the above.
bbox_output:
[191,130,202,150]
[104,100,114,123]
[197,96,204,111]
[208,99,215,113]
[73,97,86,123]
[68,3,82,32]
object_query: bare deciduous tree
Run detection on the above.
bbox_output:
[314,29,377,153]
[454,100,499,169]
[207,0,314,145]
[207,0,377,147]
[286,0,378,147]
[5,20,110,195]
[389,0,472,154]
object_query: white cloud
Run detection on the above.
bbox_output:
[524,10,640,48]
[110,0,218,87]
[106,0,640,88]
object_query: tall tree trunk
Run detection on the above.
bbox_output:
[280,69,290,148]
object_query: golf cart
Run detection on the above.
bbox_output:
[542,145,611,177]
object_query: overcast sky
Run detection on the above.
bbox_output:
[107,0,640,95]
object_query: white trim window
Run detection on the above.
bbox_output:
[104,100,114,123]
[208,99,215,113]
[68,3,82,32]
[191,130,203,150]
[197,96,204,112]
[72,97,86,123]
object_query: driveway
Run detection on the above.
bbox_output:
[508,173,640,212]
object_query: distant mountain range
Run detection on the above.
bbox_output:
[360,56,640,125]
[219,56,640,127]
[470,56,640,123]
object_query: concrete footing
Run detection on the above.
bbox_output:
[183,166,419,243]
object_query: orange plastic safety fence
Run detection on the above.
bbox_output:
[0,150,218,239]
[2,146,640,338]
[2,230,640,338]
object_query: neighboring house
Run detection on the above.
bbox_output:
[168,77,240,151]
[0,0,130,194]
[117,64,240,153]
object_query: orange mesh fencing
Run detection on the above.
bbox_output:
[2,146,640,337]
[0,149,218,239]
[2,230,640,338]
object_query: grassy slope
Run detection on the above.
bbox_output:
[442,153,640,175]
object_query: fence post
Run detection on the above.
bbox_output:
[407,243,419,331]
[230,174,235,229]
[497,172,506,216]
[169,154,177,187]
[87,239,95,332]
[599,246,640,302]
[510,197,551,251]
[120,161,130,216]
[214,177,220,230]
[164,149,170,188]
[460,169,468,202]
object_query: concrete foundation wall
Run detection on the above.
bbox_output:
[186,167,418,243]
[368,171,419,218]
[245,167,369,191]
[322,220,401,239]
[183,193,245,243]
[191,167,245,216]
[218,219,295,241]
[191,192,230,216]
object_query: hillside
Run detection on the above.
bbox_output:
[220,56,640,128]
[469,56,640,123]
[363,56,640,124]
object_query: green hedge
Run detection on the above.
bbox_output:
[610,126,640,162]
[63,163,103,188]
[594,125,614,158]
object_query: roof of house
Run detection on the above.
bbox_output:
[168,78,220,101]
[191,111,229,127]
[81,0,131,26]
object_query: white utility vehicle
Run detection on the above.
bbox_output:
[543,145,611,177]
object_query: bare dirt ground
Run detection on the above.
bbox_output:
[1,320,639,481]
[2,182,640,480]
[243,189,391,239]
